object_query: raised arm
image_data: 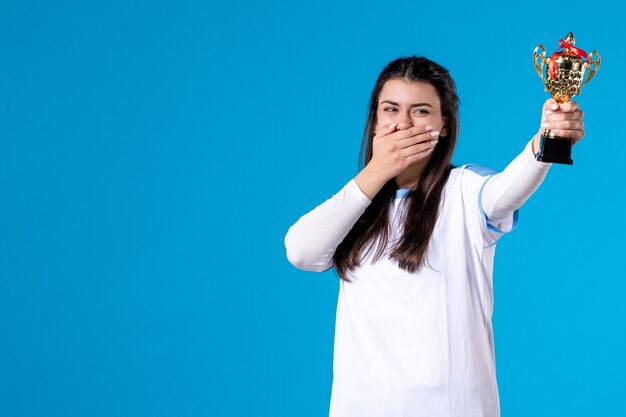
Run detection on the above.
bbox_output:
[482,99,586,221]
[481,137,551,221]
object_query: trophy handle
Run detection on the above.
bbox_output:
[582,50,601,87]
[533,45,549,83]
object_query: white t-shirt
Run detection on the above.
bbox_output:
[328,166,515,417]
[284,139,550,417]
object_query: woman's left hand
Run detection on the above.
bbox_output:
[533,98,585,152]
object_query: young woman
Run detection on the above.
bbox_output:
[284,56,585,417]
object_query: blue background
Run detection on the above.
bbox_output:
[1,0,624,416]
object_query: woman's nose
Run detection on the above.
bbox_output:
[397,113,413,130]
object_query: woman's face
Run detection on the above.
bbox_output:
[375,78,447,136]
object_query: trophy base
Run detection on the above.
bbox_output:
[535,133,574,165]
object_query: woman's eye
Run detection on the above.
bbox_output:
[382,107,429,114]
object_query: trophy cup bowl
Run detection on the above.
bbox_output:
[532,32,601,164]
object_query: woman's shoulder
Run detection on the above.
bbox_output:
[452,164,498,177]
[446,164,499,192]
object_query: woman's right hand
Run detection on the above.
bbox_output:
[368,123,440,182]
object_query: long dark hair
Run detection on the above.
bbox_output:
[332,56,460,281]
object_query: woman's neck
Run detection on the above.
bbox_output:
[394,159,429,189]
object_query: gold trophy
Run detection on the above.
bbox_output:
[533,32,600,164]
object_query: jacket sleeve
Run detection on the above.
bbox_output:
[482,138,552,222]
[284,178,373,272]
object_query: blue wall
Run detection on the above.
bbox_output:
[1,0,623,416]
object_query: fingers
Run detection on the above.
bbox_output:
[374,124,440,163]
[391,125,439,143]
[541,120,584,131]
[543,98,560,114]
[543,109,584,122]
[396,128,439,158]
[542,99,580,118]
[375,124,440,146]
[400,139,438,160]
[542,98,579,112]
[373,123,398,138]
[542,122,585,142]
[540,100,585,143]
[554,101,579,113]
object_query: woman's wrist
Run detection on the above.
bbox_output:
[531,133,540,155]
[526,135,552,168]
[354,165,388,200]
